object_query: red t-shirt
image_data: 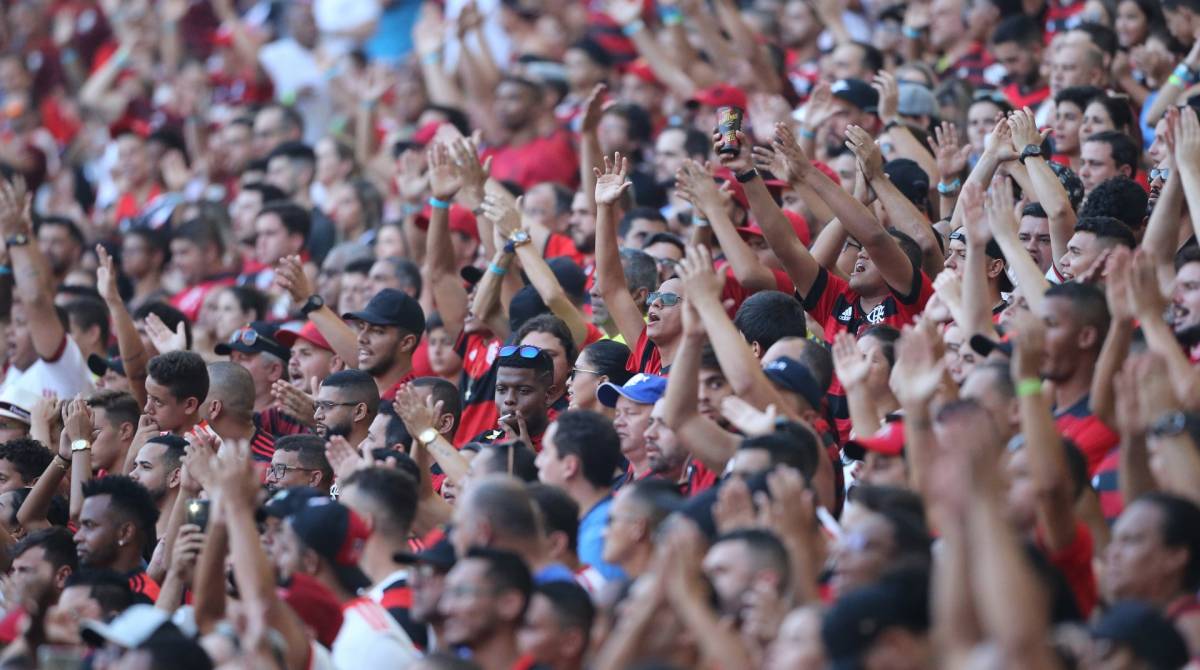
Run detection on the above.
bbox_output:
[169,276,236,322]
[1035,520,1097,617]
[625,326,663,375]
[684,458,718,497]
[544,232,586,268]
[720,265,795,317]
[482,130,579,191]
[129,570,160,602]
[583,322,605,348]
[1053,395,1118,475]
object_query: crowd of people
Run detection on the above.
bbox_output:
[0,0,1197,667]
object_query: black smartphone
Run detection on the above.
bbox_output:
[185,498,211,531]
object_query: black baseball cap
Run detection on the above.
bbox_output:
[822,569,930,670]
[762,357,825,410]
[288,498,373,594]
[546,257,588,303]
[1091,601,1189,669]
[343,288,426,335]
[393,536,456,571]
[830,78,879,113]
[948,229,1014,293]
[257,486,324,522]
[87,353,126,377]
[214,321,291,362]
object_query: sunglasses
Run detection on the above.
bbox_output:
[647,292,683,306]
[499,344,543,359]
[230,327,259,346]
[1150,167,1171,182]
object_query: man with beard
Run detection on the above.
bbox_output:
[34,216,83,287]
[643,399,690,490]
[481,77,578,190]
[1171,248,1200,362]
[439,548,534,670]
[74,476,161,601]
[343,288,426,401]
[313,369,379,448]
[265,434,332,494]
[128,434,185,538]
[990,15,1050,112]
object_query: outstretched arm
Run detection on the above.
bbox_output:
[276,255,360,368]
[593,153,647,346]
[662,300,739,472]
[96,246,149,408]
[0,179,66,361]
[1008,109,1074,277]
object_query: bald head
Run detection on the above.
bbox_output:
[206,361,256,420]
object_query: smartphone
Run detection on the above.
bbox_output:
[185,498,211,531]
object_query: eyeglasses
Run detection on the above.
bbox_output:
[499,344,542,359]
[230,327,259,346]
[266,463,318,479]
[654,257,680,268]
[314,400,359,412]
[569,367,603,381]
[1150,167,1171,182]
[647,292,683,306]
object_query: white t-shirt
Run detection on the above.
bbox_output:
[314,0,381,57]
[1,335,95,401]
[332,597,420,669]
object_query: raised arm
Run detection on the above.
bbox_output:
[1011,313,1077,553]
[984,175,1049,309]
[1090,249,1135,427]
[603,0,697,99]
[0,178,65,361]
[1142,108,1183,272]
[483,196,591,347]
[1130,249,1200,405]
[1008,109,1074,277]
[593,153,647,346]
[889,322,946,498]
[276,254,360,368]
[1138,353,1200,505]
[578,84,606,213]
[845,123,943,278]
[832,332,883,437]
[956,182,999,338]
[425,142,471,341]
[96,246,148,408]
[1175,107,1200,247]
[676,158,776,292]
[662,300,740,473]
[394,386,469,484]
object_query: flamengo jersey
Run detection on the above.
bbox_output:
[332,597,420,669]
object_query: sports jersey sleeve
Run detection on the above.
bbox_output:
[795,267,849,332]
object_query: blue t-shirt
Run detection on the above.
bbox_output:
[578,497,627,582]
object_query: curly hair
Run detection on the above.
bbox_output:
[0,438,53,484]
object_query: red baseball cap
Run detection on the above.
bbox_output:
[411,121,444,147]
[278,572,343,649]
[276,321,332,352]
[414,204,481,242]
[623,59,660,86]
[712,167,749,211]
[738,209,812,247]
[689,83,748,111]
[844,419,905,460]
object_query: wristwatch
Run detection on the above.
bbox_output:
[735,168,759,183]
[1018,144,1044,164]
[508,230,531,247]
[71,439,91,453]
[300,294,325,316]
[1149,411,1188,438]
[416,428,439,448]
[5,233,29,247]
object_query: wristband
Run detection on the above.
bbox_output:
[503,241,516,254]
[902,26,923,39]
[1173,62,1197,84]
[622,19,645,36]
[1016,378,1043,398]
[1169,74,1187,88]
[691,215,710,228]
[735,168,759,183]
[429,197,451,209]
[798,127,816,139]
[0,266,11,276]
[487,262,508,276]
[937,178,961,195]
[659,6,683,24]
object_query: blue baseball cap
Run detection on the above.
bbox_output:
[762,357,824,410]
[596,373,668,408]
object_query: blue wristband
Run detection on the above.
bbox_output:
[622,19,645,36]
[1173,62,1197,84]
[0,266,11,276]
[429,197,451,209]
[798,127,816,139]
[903,26,923,39]
[659,7,683,24]
[488,262,508,276]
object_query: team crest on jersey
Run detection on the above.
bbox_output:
[866,304,886,324]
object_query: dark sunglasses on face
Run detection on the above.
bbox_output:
[647,291,683,306]
[1150,167,1171,182]
[499,344,542,359]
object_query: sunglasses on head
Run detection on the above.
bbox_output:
[230,327,259,346]
[499,344,543,359]
[647,291,683,306]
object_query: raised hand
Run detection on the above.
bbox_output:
[61,397,95,443]
[580,83,608,134]
[713,476,757,533]
[594,153,632,205]
[0,176,30,238]
[450,135,492,209]
[94,244,122,305]
[144,312,188,354]
[673,160,725,214]
[772,122,812,184]
[676,244,724,304]
[984,117,1018,163]
[958,182,990,244]
[872,71,899,123]
[182,435,219,493]
[719,396,778,437]
[270,380,317,427]
[427,142,464,201]
[480,193,522,239]
[983,176,1018,239]
[831,331,871,389]
[395,148,429,206]
[326,435,368,481]
[393,383,443,438]
[170,524,206,584]
[212,438,258,505]
[802,82,837,131]
[889,325,947,407]
[714,129,753,173]
[1104,246,1134,324]
[1176,106,1200,172]
[930,122,971,181]
[844,125,883,181]
[1129,248,1169,320]
[274,254,315,303]
[1006,107,1046,153]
